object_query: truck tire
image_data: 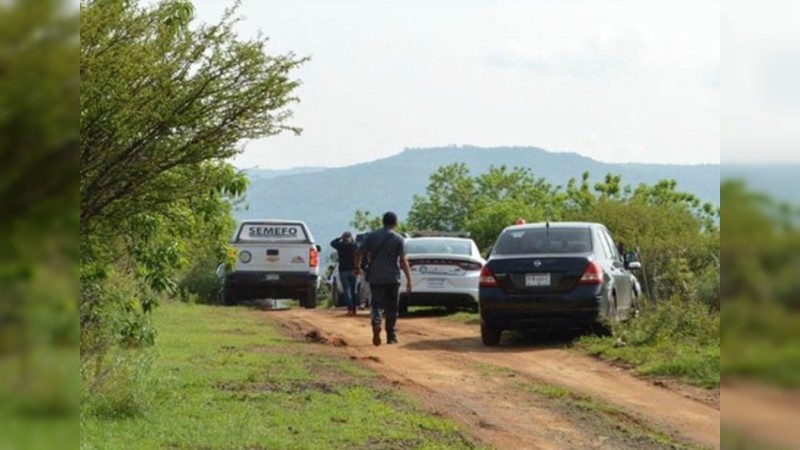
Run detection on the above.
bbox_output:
[481,323,502,346]
[223,285,238,306]
[303,287,318,309]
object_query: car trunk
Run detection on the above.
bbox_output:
[487,255,591,294]
[407,254,482,277]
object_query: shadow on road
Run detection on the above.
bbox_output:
[401,328,589,353]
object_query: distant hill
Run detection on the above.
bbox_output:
[236,146,720,254]
[244,166,327,181]
[721,165,800,206]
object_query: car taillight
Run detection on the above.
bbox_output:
[309,247,319,268]
[579,261,603,285]
[480,265,498,287]
[458,261,483,271]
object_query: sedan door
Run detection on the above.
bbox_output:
[599,228,633,317]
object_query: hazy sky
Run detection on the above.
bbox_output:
[192,0,720,169]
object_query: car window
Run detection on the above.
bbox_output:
[601,229,620,261]
[594,229,612,259]
[405,239,473,256]
[493,227,592,255]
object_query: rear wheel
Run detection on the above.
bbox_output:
[302,287,318,309]
[481,323,502,346]
[223,285,238,306]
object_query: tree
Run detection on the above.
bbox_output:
[407,164,560,249]
[80,0,306,235]
[407,163,476,232]
[79,0,306,355]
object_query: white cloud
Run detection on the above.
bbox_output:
[487,27,647,80]
[191,0,720,168]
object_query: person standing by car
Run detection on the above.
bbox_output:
[330,232,359,315]
[355,212,412,346]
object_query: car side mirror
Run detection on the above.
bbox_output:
[623,252,640,269]
[315,244,322,252]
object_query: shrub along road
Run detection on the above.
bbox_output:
[269,308,720,450]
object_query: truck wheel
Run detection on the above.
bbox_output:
[481,323,502,346]
[303,287,318,309]
[223,286,238,306]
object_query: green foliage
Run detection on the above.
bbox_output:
[81,350,156,419]
[350,209,407,233]
[80,302,474,449]
[406,164,719,304]
[79,0,305,363]
[1,3,79,448]
[350,210,385,232]
[408,164,561,250]
[577,298,720,388]
[720,180,800,387]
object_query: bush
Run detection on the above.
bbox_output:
[81,350,156,420]
[177,257,224,305]
[576,298,720,388]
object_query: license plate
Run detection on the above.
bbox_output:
[525,273,550,287]
[265,273,280,281]
[426,278,446,289]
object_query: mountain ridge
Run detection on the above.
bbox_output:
[236,146,720,251]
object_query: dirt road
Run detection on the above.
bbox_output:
[264,308,719,450]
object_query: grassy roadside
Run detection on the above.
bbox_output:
[80,302,477,450]
[466,362,700,449]
[575,299,720,389]
[414,299,720,389]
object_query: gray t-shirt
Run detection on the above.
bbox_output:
[360,228,405,284]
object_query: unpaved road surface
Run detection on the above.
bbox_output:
[263,308,720,450]
[721,380,800,449]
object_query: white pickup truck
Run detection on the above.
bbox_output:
[223,220,321,308]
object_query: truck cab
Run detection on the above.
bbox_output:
[223,220,320,308]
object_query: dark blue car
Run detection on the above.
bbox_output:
[479,222,642,345]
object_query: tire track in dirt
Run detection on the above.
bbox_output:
[263,308,719,450]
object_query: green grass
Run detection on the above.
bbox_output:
[1,349,78,450]
[574,298,720,389]
[80,302,476,450]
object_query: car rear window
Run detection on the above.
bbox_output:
[493,227,592,255]
[406,239,473,256]
[236,222,309,243]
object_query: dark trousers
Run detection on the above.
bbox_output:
[339,270,358,310]
[370,283,400,336]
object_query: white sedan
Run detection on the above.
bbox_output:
[400,237,485,314]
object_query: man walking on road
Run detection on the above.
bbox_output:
[330,231,359,316]
[355,212,412,346]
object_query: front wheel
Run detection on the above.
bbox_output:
[481,323,502,346]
